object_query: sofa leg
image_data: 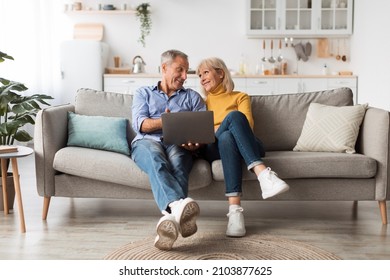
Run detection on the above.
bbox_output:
[378,200,388,225]
[42,196,51,220]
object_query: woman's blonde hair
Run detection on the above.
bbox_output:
[196,57,234,96]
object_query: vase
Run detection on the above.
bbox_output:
[0,173,15,211]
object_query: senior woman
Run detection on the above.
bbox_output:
[197,57,289,237]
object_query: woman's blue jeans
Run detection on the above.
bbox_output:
[202,111,265,196]
[131,139,193,212]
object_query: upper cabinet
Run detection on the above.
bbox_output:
[246,0,353,38]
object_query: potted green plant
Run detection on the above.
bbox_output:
[136,3,152,47]
[0,51,53,210]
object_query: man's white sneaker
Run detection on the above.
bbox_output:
[258,167,289,199]
[226,206,246,237]
[154,213,179,250]
[170,198,200,238]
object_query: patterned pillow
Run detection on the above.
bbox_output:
[293,103,368,154]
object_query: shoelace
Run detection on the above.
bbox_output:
[227,207,244,217]
[264,167,279,180]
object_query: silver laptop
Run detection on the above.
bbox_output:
[161,111,215,145]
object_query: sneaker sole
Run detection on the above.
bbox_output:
[226,230,246,237]
[262,182,289,199]
[179,201,200,238]
[154,219,178,250]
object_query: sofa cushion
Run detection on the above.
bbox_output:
[211,151,377,181]
[75,88,137,143]
[53,147,212,190]
[67,112,130,155]
[293,103,367,154]
[250,88,354,151]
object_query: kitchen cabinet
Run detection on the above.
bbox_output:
[104,75,159,95]
[104,74,357,103]
[275,77,328,93]
[246,0,353,38]
[245,78,275,95]
[244,76,357,103]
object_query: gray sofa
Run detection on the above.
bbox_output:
[34,87,389,224]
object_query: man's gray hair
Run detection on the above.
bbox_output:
[161,49,188,65]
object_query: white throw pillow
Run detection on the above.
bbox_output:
[293,103,368,154]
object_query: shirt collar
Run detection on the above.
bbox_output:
[154,81,185,95]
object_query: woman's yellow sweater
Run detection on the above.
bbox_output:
[205,83,254,130]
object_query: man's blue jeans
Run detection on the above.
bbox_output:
[201,111,265,196]
[131,139,193,212]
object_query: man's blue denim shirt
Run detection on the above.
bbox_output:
[131,82,206,144]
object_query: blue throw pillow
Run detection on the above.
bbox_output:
[67,112,130,155]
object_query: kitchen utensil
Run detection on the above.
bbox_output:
[132,55,146,73]
[329,39,334,57]
[304,42,312,57]
[277,39,283,62]
[317,38,329,58]
[261,40,267,62]
[268,40,276,63]
[336,39,341,60]
[341,39,347,62]
[294,42,308,61]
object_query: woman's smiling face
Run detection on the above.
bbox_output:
[198,65,223,92]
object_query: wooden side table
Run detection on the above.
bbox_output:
[1,146,33,233]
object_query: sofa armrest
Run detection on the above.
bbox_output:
[34,104,75,197]
[357,107,390,200]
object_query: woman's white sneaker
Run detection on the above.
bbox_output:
[258,167,289,199]
[226,206,246,237]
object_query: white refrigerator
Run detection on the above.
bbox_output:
[60,40,109,104]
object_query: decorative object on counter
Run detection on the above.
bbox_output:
[322,64,328,75]
[136,3,152,47]
[114,56,121,68]
[103,4,116,10]
[239,53,247,75]
[73,2,82,10]
[339,71,353,76]
[105,67,131,74]
[132,55,146,74]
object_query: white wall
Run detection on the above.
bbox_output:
[350,0,390,110]
[1,0,390,110]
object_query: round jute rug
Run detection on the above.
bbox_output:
[104,233,341,260]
